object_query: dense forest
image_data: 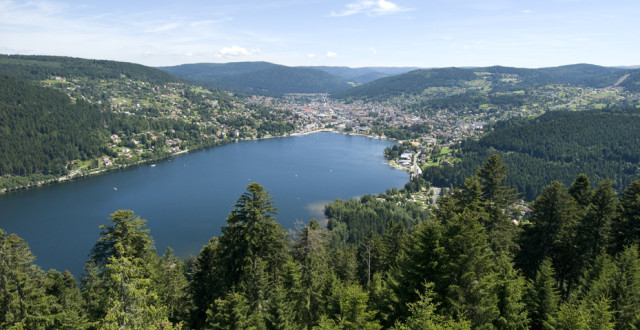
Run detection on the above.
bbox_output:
[3,156,640,329]
[0,54,181,84]
[423,108,640,200]
[333,64,637,101]
[0,55,298,191]
[159,62,352,96]
[0,74,106,176]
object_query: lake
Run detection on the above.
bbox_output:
[0,132,408,276]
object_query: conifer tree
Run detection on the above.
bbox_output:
[614,180,640,251]
[493,253,529,330]
[44,269,89,328]
[578,179,617,269]
[81,210,173,328]
[612,245,640,329]
[441,209,499,328]
[476,154,517,207]
[324,282,381,330]
[158,247,190,324]
[216,182,288,293]
[389,220,445,321]
[526,259,560,330]
[392,283,471,330]
[569,174,593,209]
[294,219,331,328]
[99,243,168,329]
[0,230,53,328]
[189,237,222,328]
[378,220,406,273]
[519,181,581,294]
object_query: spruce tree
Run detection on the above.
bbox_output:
[526,259,560,330]
[518,181,581,294]
[578,179,618,269]
[614,180,640,251]
[493,253,529,330]
[389,220,445,321]
[569,174,593,209]
[441,209,499,328]
[0,230,53,328]
[44,269,89,328]
[81,210,173,327]
[216,182,288,293]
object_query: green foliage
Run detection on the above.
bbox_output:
[424,109,640,201]
[526,259,560,330]
[160,62,351,96]
[518,181,582,293]
[325,194,429,245]
[216,182,288,293]
[0,54,181,84]
[392,283,471,330]
[0,230,53,328]
[44,270,89,328]
[613,180,640,252]
[323,281,382,330]
[81,210,179,328]
[6,168,640,329]
[0,73,105,177]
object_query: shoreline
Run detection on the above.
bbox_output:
[0,129,403,196]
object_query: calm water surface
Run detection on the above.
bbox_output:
[0,132,408,276]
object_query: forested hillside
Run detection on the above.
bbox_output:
[0,55,298,191]
[304,66,418,84]
[423,109,640,200]
[159,62,352,96]
[333,64,634,101]
[0,54,181,84]
[0,74,105,176]
[332,67,478,99]
[4,159,640,329]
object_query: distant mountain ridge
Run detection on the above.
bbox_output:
[158,61,640,98]
[333,63,639,100]
[0,54,181,84]
[304,66,419,84]
[158,62,353,96]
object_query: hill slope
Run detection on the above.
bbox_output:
[0,74,106,177]
[158,62,352,96]
[334,64,632,100]
[0,54,181,84]
[0,55,299,191]
[305,66,419,84]
[422,109,640,200]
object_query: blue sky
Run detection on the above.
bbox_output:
[1,0,638,68]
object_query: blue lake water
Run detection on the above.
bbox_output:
[0,132,408,276]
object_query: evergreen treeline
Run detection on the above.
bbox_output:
[159,62,352,96]
[333,64,636,101]
[4,156,640,329]
[0,74,106,176]
[423,109,640,200]
[0,54,181,84]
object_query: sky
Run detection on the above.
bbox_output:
[1,0,638,68]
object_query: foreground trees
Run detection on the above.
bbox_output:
[3,161,640,329]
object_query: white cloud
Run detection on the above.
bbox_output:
[215,45,260,58]
[326,51,337,57]
[331,0,412,17]
[370,47,377,55]
[521,9,532,14]
[307,53,316,58]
